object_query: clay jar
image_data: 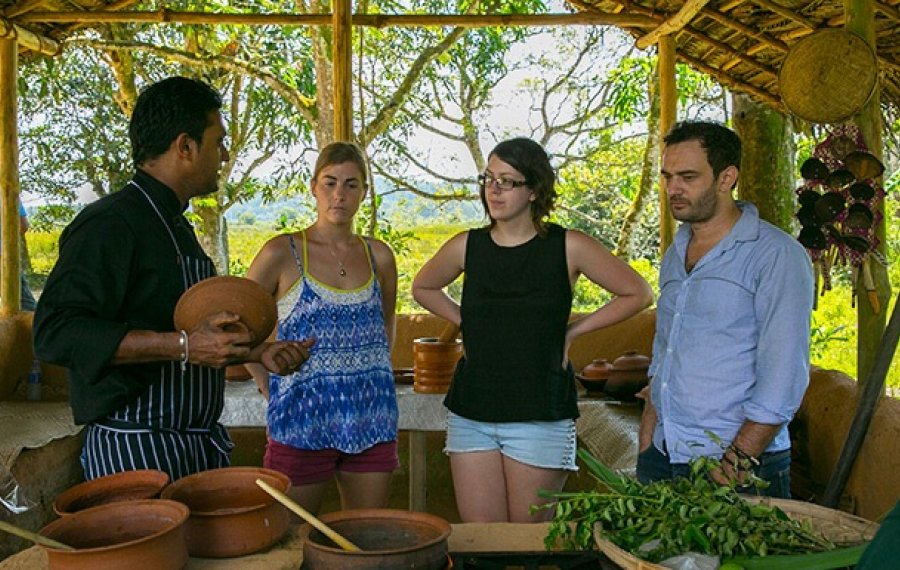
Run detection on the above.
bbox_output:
[302,509,451,570]
[53,469,170,516]
[173,276,276,348]
[578,358,614,393]
[413,337,463,394]
[605,350,650,400]
[39,499,190,570]
[160,466,290,558]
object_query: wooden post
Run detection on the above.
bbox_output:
[0,38,20,316]
[658,36,677,255]
[333,0,353,141]
[845,0,889,387]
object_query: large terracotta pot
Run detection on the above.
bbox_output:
[302,509,451,569]
[53,469,170,516]
[39,499,189,570]
[160,466,290,558]
[413,337,463,394]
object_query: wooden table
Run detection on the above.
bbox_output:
[220,381,642,512]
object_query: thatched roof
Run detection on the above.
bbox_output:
[2,0,899,116]
[569,0,900,115]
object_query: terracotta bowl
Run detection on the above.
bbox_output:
[53,469,170,516]
[173,276,276,348]
[39,499,189,570]
[576,374,608,394]
[302,509,451,570]
[160,466,290,558]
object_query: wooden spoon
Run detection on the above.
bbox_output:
[0,520,75,551]
[437,321,460,344]
[255,479,361,552]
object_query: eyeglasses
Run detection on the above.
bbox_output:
[478,173,528,191]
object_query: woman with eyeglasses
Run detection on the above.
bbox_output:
[245,141,399,515]
[413,137,653,523]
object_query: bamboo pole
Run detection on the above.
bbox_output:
[636,0,710,49]
[0,38,20,316]
[845,0,889,387]
[658,35,677,256]
[0,19,60,56]
[17,11,656,28]
[333,0,352,142]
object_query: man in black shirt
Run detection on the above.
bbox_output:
[34,77,310,481]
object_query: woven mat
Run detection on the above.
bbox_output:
[0,402,80,472]
[576,401,641,476]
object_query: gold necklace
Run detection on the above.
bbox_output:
[327,242,349,277]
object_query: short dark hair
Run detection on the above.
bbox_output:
[313,141,369,186]
[482,138,557,233]
[664,121,741,178]
[129,76,223,167]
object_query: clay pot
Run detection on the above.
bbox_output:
[578,359,614,393]
[53,469,170,516]
[413,338,463,394]
[160,466,290,558]
[173,276,276,348]
[605,351,650,401]
[302,509,451,570]
[39,499,189,570]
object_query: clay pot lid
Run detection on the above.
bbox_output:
[612,350,650,371]
[173,276,276,348]
[53,469,170,516]
[581,358,614,380]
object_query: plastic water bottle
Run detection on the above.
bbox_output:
[27,359,42,401]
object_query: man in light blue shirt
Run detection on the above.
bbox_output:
[637,121,814,498]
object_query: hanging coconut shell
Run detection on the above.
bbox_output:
[798,189,822,207]
[798,226,827,250]
[843,151,884,180]
[840,233,870,253]
[800,157,830,181]
[797,203,818,227]
[844,203,874,230]
[848,181,875,201]
[814,192,846,224]
[825,169,855,189]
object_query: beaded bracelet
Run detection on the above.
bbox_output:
[179,329,190,372]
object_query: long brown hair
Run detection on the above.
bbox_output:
[313,141,369,186]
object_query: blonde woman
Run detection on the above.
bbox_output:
[246,142,399,514]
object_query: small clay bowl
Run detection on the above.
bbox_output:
[39,499,189,570]
[302,509,451,570]
[173,276,276,348]
[160,466,290,558]
[53,469,170,517]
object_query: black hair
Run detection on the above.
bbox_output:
[664,121,741,179]
[482,137,557,233]
[129,76,223,168]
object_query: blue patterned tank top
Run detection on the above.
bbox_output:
[267,231,398,453]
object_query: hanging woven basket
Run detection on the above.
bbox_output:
[779,29,878,124]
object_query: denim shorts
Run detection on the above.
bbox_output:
[444,412,578,471]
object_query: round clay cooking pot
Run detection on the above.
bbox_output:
[578,358,614,393]
[173,275,276,348]
[302,509,451,570]
[605,351,650,401]
[39,499,189,570]
[413,337,463,394]
[53,469,170,516]
[160,466,290,558]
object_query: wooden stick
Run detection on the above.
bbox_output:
[437,322,459,344]
[0,521,75,551]
[255,479,361,552]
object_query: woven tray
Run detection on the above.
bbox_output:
[779,29,877,124]
[592,497,880,569]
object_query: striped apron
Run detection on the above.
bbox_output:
[81,182,233,481]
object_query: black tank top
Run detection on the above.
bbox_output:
[444,223,579,422]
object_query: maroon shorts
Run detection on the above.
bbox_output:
[264,438,400,486]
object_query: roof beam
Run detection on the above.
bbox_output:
[746,0,818,30]
[635,0,710,49]
[17,10,657,28]
[0,18,60,55]
[677,51,784,107]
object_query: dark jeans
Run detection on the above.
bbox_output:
[636,443,791,498]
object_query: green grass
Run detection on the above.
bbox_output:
[22,222,899,392]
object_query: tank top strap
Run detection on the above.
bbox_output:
[362,237,378,274]
[287,233,304,274]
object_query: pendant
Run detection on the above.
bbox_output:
[339,267,347,277]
